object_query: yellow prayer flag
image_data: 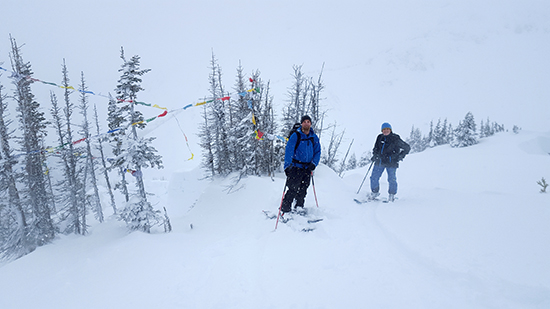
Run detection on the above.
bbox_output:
[153,104,168,110]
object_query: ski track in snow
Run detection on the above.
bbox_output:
[368,202,548,308]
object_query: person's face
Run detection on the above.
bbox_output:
[382,128,391,136]
[302,120,311,131]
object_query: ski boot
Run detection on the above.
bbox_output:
[367,192,380,201]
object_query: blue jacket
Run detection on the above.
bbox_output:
[284,127,321,169]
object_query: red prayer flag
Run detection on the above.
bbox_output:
[256,130,264,139]
[72,138,86,145]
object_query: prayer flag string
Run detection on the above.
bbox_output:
[0,65,170,110]
[1,64,285,161]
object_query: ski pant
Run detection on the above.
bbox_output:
[281,166,311,213]
[370,164,398,195]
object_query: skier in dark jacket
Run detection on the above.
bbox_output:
[369,122,410,202]
[282,115,321,213]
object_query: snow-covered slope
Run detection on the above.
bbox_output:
[0,130,548,309]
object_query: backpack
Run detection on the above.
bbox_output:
[288,123,302,153]
[288,122,314,154]
[288,123,302,138]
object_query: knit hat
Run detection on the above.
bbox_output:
[381,122,392,131]
[301,115,312,123]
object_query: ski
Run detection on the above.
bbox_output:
[262,210,277,220]
[355,197,397,204]
[354,198,378,204]
[293,208,324,223]
[307,218,324,223]
[263,210,322,232]
[263,210,323,223]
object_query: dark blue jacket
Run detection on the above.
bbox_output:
[284,127,321,170]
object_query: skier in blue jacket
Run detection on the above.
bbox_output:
[369,122,410,202]
[282,115,321,213]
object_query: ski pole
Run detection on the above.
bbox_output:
[356,161,374,194]
[311,172,319,208]
[275,179,288,230]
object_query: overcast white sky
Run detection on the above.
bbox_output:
[1,0,549,154]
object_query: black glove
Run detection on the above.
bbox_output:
[397,152,406,161]
[308,163,316,171]
[285,167,292,177]
[371,156,378,162]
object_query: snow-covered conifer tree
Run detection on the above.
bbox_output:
[308,64,325,138]
[257,80,277,176]
[62,62,88,233]
[407,125,427,153]
[229,62,250,173]
[479,119,486,138]
[107,94,129,202]
[198,102,215,178]
[359,151,373,167]
[250,72,277,176]
[427,120,434,147]
[281,65,307,136]
[78,72,103,223]
[433,118,450,146]
[321,125,344,170]
[0,80,29,259]
[10,36,55,246]
[278,65,327,167]
[50,89,86,235]
[245,71,265,176]
[493,122,504,133]
[452,112,478,148]
[433,119,444,146]
[113,48,164,233]
[94,103,117,214]
[441,118,449,145]
[347,153,358,170]
[447,122,454,146]
[485,117,496,137]
[208,53,231,176]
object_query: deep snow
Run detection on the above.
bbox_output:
[0,130,548,309]
[1,1,549,308]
